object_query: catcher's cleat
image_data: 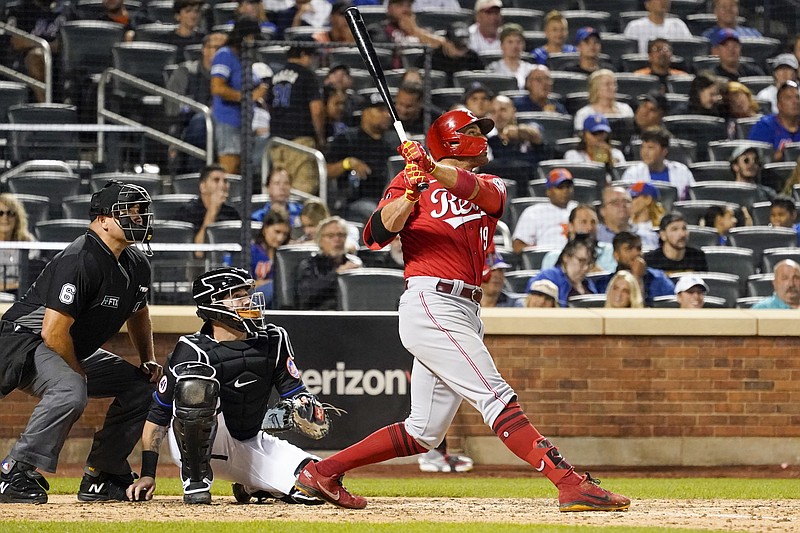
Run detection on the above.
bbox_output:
[232,483,324,505]
[0,460,49,504]
[280,486,324,505]
[183,480,212,505]
[294,461,366,510]
[558,472,630,512]
[77,469,133,502]
[418,450,474,473]
[184,490,212,504]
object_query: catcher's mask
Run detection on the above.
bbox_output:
[192,267,266,333]
[89,180,154,256]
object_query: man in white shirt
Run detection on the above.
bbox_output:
[468,0,503,54]
[620,127,695,200]
[623,0,692,54]
[757,54,799,115]
[512,168,578,253]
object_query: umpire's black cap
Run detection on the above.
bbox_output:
[89,180,125,220]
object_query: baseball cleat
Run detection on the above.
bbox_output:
[558,472,630,512]
[184,490,212,504]
[294,461,367,509]
[183,480,212,505]
[77,468,133,502]
[0,460,49,504]
[418,450,474,473]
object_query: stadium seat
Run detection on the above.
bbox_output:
[689,181,758,209]
[707,140,774,164]
[134,23,178,43]
[629,138,697,166]
[518,113,574,152]
[76,0,140,19]
[652,294,727,308]
[205,219,263,268]
[0,81,29,125]
[274,244,319,310]
[91,173,163,196]
[688,161,732,182]
[738,76,774,96]
[336,268,406,311]
[673,200,737,225]
[501,8,544,31]
[146,0,176,24]
[668,0,706,19]
[7,104,80,163]
[662,115,727,161]
[671,271,740,307]
[453,72,519,95]
[521,246,559,270]
[173,172,243,198]
[687,225,719,248]
[747,273,774,297]
[561,11,610,42]
[529,178,600,204]
[8,174,81,219]
[729,226,798,268]
[669,37,711,69]
[430,88,465,111]
[415,9,472,31]
[600,34,638,70]
[329,48,393,71]
[506,197,548,229]
[750,201,771,226]
[523,31,547,52]
[211,1,237,26]
[149,220,196,282]
[614,73,661,100]
[62,195,93,220]
[505,269,540,294]
[620,53,649,73]
[112,42,177,98]
[384,69,447,91]
[736,296,763,308]
[537,160,608,189]
[701,246,755,295]
[783,142,800,164]
[665,93,689,115]
[549,72,588,101]
[735,116,761,139]
[151,194,199,221]
[762,247,800,273]
[35,219,88,243]
[568,294,606,308]
[16,194,49,234]
[258,45,289,71]
[666,74,695,95]
[739,37,781,69]
[495,220,513,250]
[761,162,796,193]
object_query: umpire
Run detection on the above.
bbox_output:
[0,180,162,504]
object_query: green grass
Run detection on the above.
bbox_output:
[44,476,800,499]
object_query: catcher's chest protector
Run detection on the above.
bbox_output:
[185,333,278,441]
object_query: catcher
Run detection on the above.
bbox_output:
[126,267,334,504]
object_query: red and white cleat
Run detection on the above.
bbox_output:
[294,461,367,510]
[558,472,630,512]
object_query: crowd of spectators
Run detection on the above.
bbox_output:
[2,0,800,310]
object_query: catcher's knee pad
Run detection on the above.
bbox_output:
[171,362,219,487]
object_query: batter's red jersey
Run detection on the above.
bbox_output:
[363,170,507,286]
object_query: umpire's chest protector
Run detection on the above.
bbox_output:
[199,333,278,441]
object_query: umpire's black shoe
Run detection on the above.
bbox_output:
[0,460,49,504]
[77,468,134,502]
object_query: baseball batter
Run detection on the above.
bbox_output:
[294,109,630,512]
[126,267,324,505]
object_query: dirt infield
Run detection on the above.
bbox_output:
[3,496,800,531]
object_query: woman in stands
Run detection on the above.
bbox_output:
[527,237,598,308]
[573,69,634,133]
[251,208,291,308]
[724,81,761,138]
[0,193,37,294]
[682,70,724,117]
[628,182,664,250]
[604,270,644,309]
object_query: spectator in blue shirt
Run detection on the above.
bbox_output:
[769,196,800,245]
[251,167,303,227]
[701,0,762,40]
[527,237,598,307]
[593,231,674,307]
[514,66,568,114]
[748,80,800,162]
[752,259,800,309]
[531,10,576,65]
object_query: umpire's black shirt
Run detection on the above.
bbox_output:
[4,230,151,360]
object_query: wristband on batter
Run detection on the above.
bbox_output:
[448,167,478,200]
[141,450,159,479]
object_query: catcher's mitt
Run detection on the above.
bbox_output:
[261,393,346,440]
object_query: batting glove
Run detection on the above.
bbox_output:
[403,163,428,203]
[398,140,436,173]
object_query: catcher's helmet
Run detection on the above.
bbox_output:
[90,180,154,255]
[426,109,494,162]
[192,267,266,333]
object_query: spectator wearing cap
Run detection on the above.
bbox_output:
[512,169,578,253]
[525,279,559,308]
[572,69,634,133]
[166,31,227,173]
[268,40,326,194]
[484,95,546,193]
[768,196,800,245]
[210,17,269,174]
[747,80,800,162]
[566,113,626,165]
[515,66,568,114]
[162,0,205,60]
[711,29,765,82]
[597,186,635,244]
[623,0,692,55]
[541,204,617,273]
[604,270,644,308]
[757,54,799,115]
[481,250,523,308]
[325,92,396,220]
[701,0,762,40]
[468,0,503,54]
[674,275,708,309]
[628,182,664,249]
[486,23,535,90]
[621,127,695,200]
[752,259,800,309]
[531,10,576,65]
[366,0,449,70]
[634,38,687,93]
[314,1,356,46]
[561,27,615,76]
[702,204,739,246]
[463,82,494,118]
[644,211,709,275]
[421,21,483,86]
[627,90,668,157]
[594,231,674,307]
[729,145,777,202]
[527,238,598,307]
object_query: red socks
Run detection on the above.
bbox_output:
[315,422,426,477]
[492,401,580,486]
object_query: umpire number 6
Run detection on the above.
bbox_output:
[59,283,77,304]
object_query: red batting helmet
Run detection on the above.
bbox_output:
[426,109,494,162]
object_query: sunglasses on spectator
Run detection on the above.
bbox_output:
[0,210,17,217]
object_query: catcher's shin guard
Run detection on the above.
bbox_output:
[172,362,219,498]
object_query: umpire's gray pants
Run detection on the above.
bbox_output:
[8,342,154,474]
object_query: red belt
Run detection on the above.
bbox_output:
[405,280,483,304]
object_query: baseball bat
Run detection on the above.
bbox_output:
[344,7,429,191]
